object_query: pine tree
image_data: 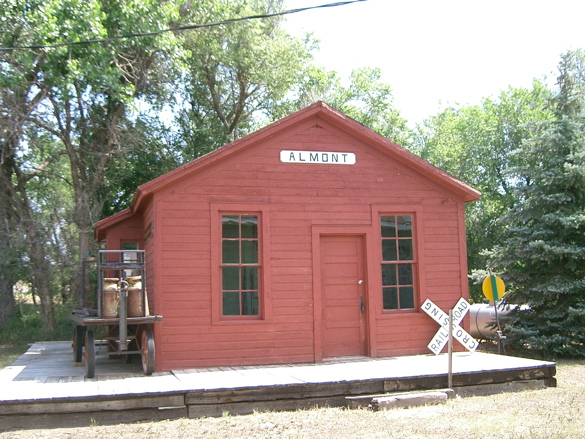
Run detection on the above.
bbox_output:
[489,50,585,358]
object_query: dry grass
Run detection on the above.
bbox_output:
[0,346,27,370]
[1,360,584,439]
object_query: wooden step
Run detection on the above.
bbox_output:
[346,388,454,410]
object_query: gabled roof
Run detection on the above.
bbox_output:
[95,102,480,235]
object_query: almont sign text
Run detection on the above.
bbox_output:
[280,150,356,165]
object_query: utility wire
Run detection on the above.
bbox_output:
[0,0,367,52]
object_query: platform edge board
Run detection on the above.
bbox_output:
[187,396,348,418]
[0,393,185,416]
[185,380,386,405]
[184,364,556,405]
[383,365,556,392]
[453,379,550,398]
[0,406,188,432]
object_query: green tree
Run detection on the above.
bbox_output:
[1,0,181,327]
[175,0,312,157]
[100,116,181,216]
[0,0,62,328]
[99,0,317,211]
[271,66,412,146]
[414,83,553,301]
[40,0,180,303]
[488,50,585,357]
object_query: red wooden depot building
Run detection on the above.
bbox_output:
[94,102,481,372]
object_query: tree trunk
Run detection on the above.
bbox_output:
[22,209,56,330]
[0,277,15,326]
[74,216,94,308]
[0,225,15,326]
[0,199,16,326]
[2,162,56,330]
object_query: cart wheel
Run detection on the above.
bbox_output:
[141,328,155,376]
[73,325,86,363]
[85,330,95,378]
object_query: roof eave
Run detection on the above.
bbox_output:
[315,104,481,203]
[96,102,481,235]
[93,207,133,240]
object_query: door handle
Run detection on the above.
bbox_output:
[359,296,365,315]
[358,279,364,285]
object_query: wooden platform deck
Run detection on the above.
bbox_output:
[0,341,557,431]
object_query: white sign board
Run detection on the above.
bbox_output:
[280,150,356,165]
[422,298,478,355]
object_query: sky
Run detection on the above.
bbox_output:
[282,0,585,124]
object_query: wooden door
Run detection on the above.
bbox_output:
[320,235,367,358]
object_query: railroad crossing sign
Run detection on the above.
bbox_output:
[422,298,478,355]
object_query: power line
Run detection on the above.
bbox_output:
[0,0,367,52]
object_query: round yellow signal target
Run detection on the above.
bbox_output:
[482,275,506,302]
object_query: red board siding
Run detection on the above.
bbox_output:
[102,111,476,371]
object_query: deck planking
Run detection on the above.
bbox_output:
[0,341,556,430]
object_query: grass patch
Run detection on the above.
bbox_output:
[0,345,28,369]
[0,302,74,369]
[0,303,73,345]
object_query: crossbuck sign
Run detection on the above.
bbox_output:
[422,298,478,355]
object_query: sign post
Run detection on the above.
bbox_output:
[448,310,454,388]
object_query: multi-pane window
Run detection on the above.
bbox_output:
[381,215,416,310]
[221,214,260,317]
